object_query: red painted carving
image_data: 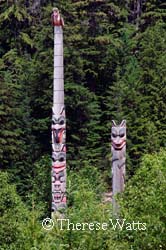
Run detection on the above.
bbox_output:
[51,8,64,27]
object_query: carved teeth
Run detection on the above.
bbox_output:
[112,140,126,150]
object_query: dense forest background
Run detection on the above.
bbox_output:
[0,0,166,249]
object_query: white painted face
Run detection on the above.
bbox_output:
[52,115,65,129]
[111,120,126,150]
[52,152,66,166]
[51,106,66,130]
[52,166,66,204]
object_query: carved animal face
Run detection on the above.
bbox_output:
[52,9,61,26]
[52,166,66,203]
[111,120,126,150]
[52,115,65,129]
[51,8,64,27]
[51,108,66,146]
[52,151,66,167]
[52,128,65,145]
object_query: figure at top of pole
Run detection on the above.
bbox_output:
[51,8,66,215]
[51,7,64,27]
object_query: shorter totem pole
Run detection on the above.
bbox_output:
[111,120,126,215]
[51,8,66,215]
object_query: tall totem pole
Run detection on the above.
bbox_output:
[111,120,126,215]
[51,8,66,213]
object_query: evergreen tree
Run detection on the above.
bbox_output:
[1,0,166,231]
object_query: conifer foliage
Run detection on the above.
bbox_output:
[0,1,166,248]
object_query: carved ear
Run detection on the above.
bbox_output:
[120,120,126,127]
[60,105,65,115]
[112,120,117,126]
[52,107,55,114]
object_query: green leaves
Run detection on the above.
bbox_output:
[0,171,29,249]
[65,82,102,167]
[20,32,34,48]
[0,5,14,22]
[0,2,30,23]
[118,150,166,249]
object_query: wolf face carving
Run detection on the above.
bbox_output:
[111,120,126,195]
[111,126,126,151]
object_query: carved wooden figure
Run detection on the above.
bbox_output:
[111,120,126,215]
[51,8,66,213]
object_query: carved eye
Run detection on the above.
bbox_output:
[59,119,64,125]
[59,116,65,125]
[59,157,64,162]
[120,133,125,138]
[52,118,59,125]
[112,133,117,138]
[60,176,65,182]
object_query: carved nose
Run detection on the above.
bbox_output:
[54,180,61,190]
[55,137,59,143]
[55,130,60,143]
